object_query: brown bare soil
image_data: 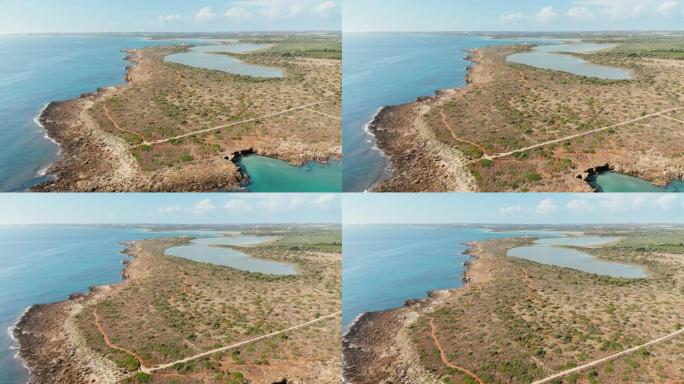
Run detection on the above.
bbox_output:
[34,35,341,192]
[373,41,684,192]
[345,232,684,383]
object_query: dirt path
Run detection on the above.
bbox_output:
[103,104,149,145]
[439,110,489,157]
[429,318,485,384]
[143,311,341,373]
[304,107,341,121]
[662,114,684,125]
[489,106,684,160]
[531,327,684,384]
[93,309,148,370]
[134,101,333,148]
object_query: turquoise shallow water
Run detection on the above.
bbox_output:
[238,155,342,192]
[589,171,684,192]
[0,225,216,384]
[507,43,632,80]
[0,35,203,191]
[342,225,556,329]
[165,235,296,275]
[164,43,283,77]
[342,34,545,191]
[508,236,647,278]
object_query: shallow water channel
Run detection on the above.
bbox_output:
[507,43,632,80]
[164,42,283,77]
[165,234,296,275]
[507,236,646,278]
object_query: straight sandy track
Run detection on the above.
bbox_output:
[143,311,342,373]
[429,318,485,384]
[133,101,333,148]
[531,327,684,384]
[304,107,341,121]
[488,106,684,160]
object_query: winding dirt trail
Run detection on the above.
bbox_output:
[93,309,148,370]
[102,105,149,145]
[439,110,489,157]
[429,318,485,384]
[531,327,684,384]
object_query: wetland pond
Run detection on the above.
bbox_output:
[507,43,632,80]
[165,233,296,275]
[237,156,342,192]
[507,236,647,278]
[588,171,684,192]
[164,43,283,78]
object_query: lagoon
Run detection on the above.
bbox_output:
[164,234,296,275]
[164,43,283,77]
[507,236,647,278]
[588,171,684,192]
[507,43,632,80]
[238,155,342,192]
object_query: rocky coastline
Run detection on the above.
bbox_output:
[31,47,339,192]
[12,242,144,384]
[342,242,484,383]
[367,50,483,192]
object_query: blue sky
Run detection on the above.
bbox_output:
[0,194,340,224]
[0,0,340,33]
[344,194,684,224]
[344,0,684,32]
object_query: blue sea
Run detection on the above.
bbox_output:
[342,34,530,192]
[0,225,214,384]
[0,35,206,191]
[342,225,556,329]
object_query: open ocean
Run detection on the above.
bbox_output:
[0,35,203,191]
[342,225,556,329]
[342,33,527,192]
[0,225,213,384]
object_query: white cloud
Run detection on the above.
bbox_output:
[566,199,593,212]
[654,194,678,210]
[315,1,337,17]
[224,199,253,213]
[572,0,677,19]
[158,14,181,24]
[536,6,559,22]
[312,193,336,210]
[658,0,679,15]
[193,198,216,214]
[195,6,217,21]
[158,205,181,214]
[230,0,338,20]
[535,199,558,215]
[225,7,253,20]
[500,12,526,23]
[598,195,645,213]
[500,205,524,215]
[566,6,595,19]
